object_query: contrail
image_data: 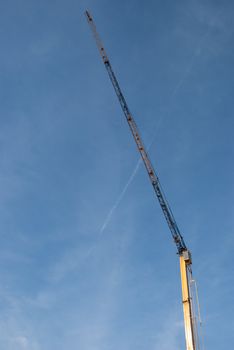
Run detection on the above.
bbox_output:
[170,29,211,99]
[99,157,142,234]
[147,27,212,150]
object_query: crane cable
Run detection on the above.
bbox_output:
[190,277,206,350]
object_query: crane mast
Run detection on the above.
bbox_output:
[85,10,197,350]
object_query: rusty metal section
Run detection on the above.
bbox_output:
[85,11,109,64]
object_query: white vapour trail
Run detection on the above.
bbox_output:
[170,29,211,99]
[147,27,212,150]
[49,155,144,283]
[99,157,142,234]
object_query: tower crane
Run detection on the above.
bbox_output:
[85,10,201,350]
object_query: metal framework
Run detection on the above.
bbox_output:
[85,10,197,350]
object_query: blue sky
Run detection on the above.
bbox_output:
[0,0,233,349]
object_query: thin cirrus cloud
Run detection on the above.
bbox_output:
[0,1,233,350]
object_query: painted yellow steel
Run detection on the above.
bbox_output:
[180,255,195,350]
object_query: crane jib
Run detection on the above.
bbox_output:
[86,11,187,255]
[105,61,187,254]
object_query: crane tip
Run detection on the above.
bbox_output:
[85,10,92,21]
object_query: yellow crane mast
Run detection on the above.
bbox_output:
[85,10,200,350]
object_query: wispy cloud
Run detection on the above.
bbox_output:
[153,309,184,350]
[0,294,40,350]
